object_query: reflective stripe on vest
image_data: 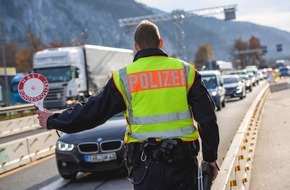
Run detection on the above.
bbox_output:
[130,125,195,140]
[119,60,196,140]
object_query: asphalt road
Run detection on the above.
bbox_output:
[0,80,268,190]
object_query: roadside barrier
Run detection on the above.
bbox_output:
[27,131,58,162]
[0,138,30,174]
[0,115,40,138]
[0,130,59,174]
[269,82,290,92]
[212,84,269,190]
[0,109,63,138]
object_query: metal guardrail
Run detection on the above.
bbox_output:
[0,103,36,118]
[212,84,269,190]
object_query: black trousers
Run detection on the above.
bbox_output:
[128,140,199,190]
[132,157,198,190]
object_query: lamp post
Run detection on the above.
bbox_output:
[0,21,10,106]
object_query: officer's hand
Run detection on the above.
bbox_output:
[37,109,53,129]
[202,160,219,181]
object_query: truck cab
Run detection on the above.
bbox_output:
[33,45,134,109]
[11,73,27,105]
[33,47,85,109]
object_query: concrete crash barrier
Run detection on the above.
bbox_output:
[0,139,31,174]
[212,84,269,190]
[270,82,290,92]
[0,130,59,174]
[0,115,40,138]
[27,131,59,162]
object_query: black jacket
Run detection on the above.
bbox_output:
[47,48,219,162]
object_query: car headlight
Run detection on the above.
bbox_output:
[56,141,74,151]
[236,86,242,93]
[211,91,217,96]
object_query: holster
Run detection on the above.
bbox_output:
[124,143,142,168]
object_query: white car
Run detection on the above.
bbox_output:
[222,75,246,100]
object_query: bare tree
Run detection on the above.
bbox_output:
[194,43,215,70]
[15,29,47,73]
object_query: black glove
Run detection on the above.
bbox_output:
[202,162,214,190]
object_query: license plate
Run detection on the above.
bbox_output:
[84,152,117,163]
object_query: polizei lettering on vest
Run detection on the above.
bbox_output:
[128,69,186,93]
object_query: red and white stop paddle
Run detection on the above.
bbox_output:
[18,73,49,111]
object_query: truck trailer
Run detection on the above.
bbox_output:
[33,44,134,109]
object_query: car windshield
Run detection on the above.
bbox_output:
[202,75,217,89]
[223,77,239,84]
[280,68,289,71]
[240,76,249,80]
[230,71,246,75]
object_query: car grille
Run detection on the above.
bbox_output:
[225,87,237,94]
[101,140,123,152]
[78,140,123,154]
[78,143,99,154]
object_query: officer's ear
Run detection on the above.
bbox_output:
[134,42,141,52]
[158,38,164,48]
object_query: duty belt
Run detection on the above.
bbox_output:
[129,138,199,163]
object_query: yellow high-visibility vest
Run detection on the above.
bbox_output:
[113,56,199,143]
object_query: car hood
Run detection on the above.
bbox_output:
[224,83,239,88]
[58,117,127,144]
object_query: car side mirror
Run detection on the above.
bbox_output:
[75,68,80,78]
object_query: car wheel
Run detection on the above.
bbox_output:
[221,99,226,108]
[216,100,222,111]
[60,172,77,180]
[243,91,247,98]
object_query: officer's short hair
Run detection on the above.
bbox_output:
[134,20,160,49]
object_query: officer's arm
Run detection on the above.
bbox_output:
[187,71,220,162]
[46,78,126,133]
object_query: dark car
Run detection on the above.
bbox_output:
[200,70,226,111]
[223,75,246,100]
[279,67,290,77]
[55,113,127,179]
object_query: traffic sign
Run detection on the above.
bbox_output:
[18,73,49,111]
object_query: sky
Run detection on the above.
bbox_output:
[135,0,290,33]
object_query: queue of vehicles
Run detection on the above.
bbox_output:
[199,65,267,111]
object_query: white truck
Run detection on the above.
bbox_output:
[33,44,134,109]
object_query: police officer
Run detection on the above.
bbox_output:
[37,20,219,190]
